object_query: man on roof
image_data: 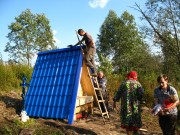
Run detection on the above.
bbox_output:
[74,29,97,76]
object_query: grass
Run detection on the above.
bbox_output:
[0,118,64,135]
[13,118,36,128]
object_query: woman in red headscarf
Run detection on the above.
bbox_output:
[113,71,144,135]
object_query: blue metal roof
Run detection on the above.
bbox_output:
[25,46,83,124]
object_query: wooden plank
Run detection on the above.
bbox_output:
[76,96,93,106]
[77,81,83,96]
[80,61,95,97]
[139,128,148,132]
[75,103,93,114]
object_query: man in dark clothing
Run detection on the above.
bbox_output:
[75,29,97,75]
[97,71,109,109]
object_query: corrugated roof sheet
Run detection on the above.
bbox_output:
[25,46,83,124]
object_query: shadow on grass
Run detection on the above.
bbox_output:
[44,121,97,135]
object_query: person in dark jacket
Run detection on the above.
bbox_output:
[75,29,97,75]
[97,71,109,109]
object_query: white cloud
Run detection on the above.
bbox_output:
[53,30,60,44]
[53,30,57,35]
[89,0,110,8]
[31,53,37,66]
[54,37,60,44]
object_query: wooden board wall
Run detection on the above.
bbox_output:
[80,61,95,97]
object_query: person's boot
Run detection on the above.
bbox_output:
[90,68,97,77]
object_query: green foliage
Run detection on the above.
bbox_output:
[13,118,35,128]
[135,0,180,81]
[1,126,13,135]
[0,62,33,91]
[106,73,122,97]
[96,10,164,107]
[96,10,119,57]
[5,9,56,67]
[139,73,158,107]
[106,70,180,107]
[97,53,113,74]
[96,10,158,76]
[0,63,17,90]
[105,71,156,107]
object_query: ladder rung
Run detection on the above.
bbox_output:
[98,100,105,102]
[90,74,97,77]
[102,112,108,115]
[102,115,109,119]
[95,88,102,91]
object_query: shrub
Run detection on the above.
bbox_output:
[0,63,33,92]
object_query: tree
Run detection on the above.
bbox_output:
[97,10,153,75]
[96,10,167,101]
[5,9,56,66]
[97,53,113,75]
[134,0,180,80]
[96,10,119,58]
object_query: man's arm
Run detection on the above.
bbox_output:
[164,92,179,112]
[67,40,83,48]
[74,40,82,46]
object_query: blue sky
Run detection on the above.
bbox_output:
[0,0,147,63]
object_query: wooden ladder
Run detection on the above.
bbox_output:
[89,71,110,124]
[77,42,109,124]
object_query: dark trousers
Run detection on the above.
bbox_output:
[102,91,109,109]
[84,47,96,73]
[159,115,177,135]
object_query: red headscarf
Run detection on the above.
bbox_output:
[126,71,138,80]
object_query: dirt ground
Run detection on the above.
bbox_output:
[0,90,177,135]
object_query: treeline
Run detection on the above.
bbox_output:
[0,58,179,107]
[98,53,180,107]
[96,0,180,107]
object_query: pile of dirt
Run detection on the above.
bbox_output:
[0,91,21,121]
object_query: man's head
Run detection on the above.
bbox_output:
[78,29,85,36]
[98,71,104,78]
[157,74,168,89]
